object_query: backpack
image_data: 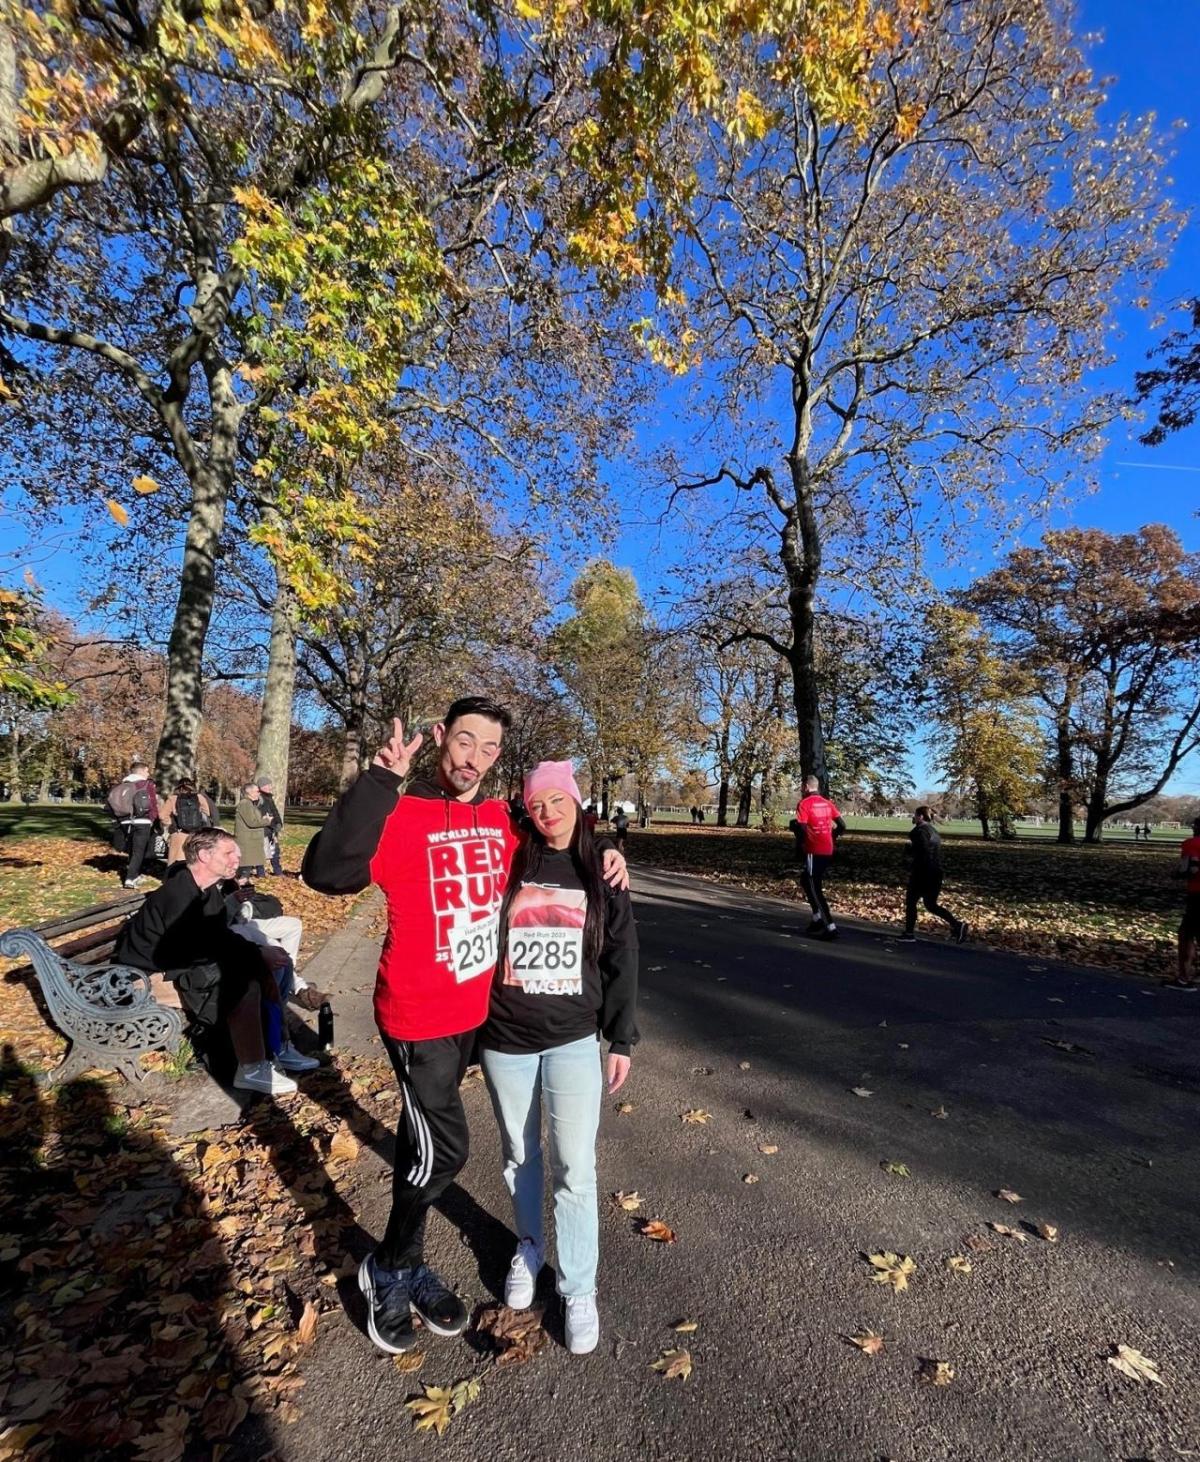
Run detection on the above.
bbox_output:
[131,781,152,818]
[174,792,207,833]
[107,782,134,819]
[248,891,284,920]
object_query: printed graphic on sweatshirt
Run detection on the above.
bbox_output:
[427,827,509,983]
[503,883,586,996]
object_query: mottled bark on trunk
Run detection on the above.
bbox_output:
[717,777,730,827]
[255,581,297,797]
[735,780,752,827]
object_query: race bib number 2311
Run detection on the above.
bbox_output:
[450,913,499,984]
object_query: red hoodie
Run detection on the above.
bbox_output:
[302,766,522,1041]
[370,793,521,1039]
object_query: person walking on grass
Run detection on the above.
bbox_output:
[235,783,268,878]
[795,775,846,940]
[301,698,628,1357]
[899,806,968,945]
[107,758,159,889]
[479,761,638,1355]
[1172,815,1200,990]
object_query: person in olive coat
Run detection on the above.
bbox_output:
[235,783,268,877]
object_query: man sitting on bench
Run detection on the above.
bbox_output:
[114,827,300,1095]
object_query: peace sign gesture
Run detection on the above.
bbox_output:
[372,717,424,778]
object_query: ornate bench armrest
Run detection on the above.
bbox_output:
[73,962,155,1008]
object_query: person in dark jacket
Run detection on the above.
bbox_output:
[257,779,285,876]
[301,698,629,1360]
[114,827,298,1095]
[899,806,968,944]
[479,760,638,1356]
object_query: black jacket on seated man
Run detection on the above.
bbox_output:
[114,862,264,1031]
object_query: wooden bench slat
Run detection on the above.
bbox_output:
[29,896,144,939]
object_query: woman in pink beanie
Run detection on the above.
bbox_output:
[477,759,639,1355]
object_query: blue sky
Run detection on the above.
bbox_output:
[2,1,1197,790]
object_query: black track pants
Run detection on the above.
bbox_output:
[905,874,959,934]
[801,854,834,927]
[376,1030,475,1271]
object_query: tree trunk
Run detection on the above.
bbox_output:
[255,580,297,797]
[782,446,826,789]
[717,776,730,826]
[1054,710,1075,844]
[1084,791,1107,843]
[735,779,752,827]
[7,722,19,800]
[338,656,368,790]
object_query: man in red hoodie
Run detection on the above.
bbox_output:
[303,696,627,1355]
[794,774,847,941]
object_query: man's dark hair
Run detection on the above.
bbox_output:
[443,696,512,734]
[184,827,235,864]
[914,805,935,822]
[129,759,150,774]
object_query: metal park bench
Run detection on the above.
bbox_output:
[0,895,184,1084]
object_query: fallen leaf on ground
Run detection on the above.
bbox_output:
[681,1109,711,1124]
[738,1061,751,1070]
[1035,1222,1060,1243]
[881,1161,910,1178]
[329,1126,360,1164]
[930,1105,948,1119]
[295,1301,318,1346]
[758,1144,779,1155]
[611,1190,643,1211]
[742,1173,759,1184]
[945,1256,972,1275]
[393,1351,425,1374]
[847,1330,885,1355]
[475,1304,547,1367]
[867,1252,916,1292]
[638,1219,677,1243]
[672,1320,699,1333]
[963,1233,994,1254]
[615,1102,635,1114]
[988,1222,1029,1244]
[1107,1344,1164,1386]
[405,1387,454,1436]
[996,1189,1022,1204]
[918,1358,955,1386]
[651,1347,692,1380]
[1040,1038,1095,1056]
[691,1066,713,1075]
[851,1087,874,1098]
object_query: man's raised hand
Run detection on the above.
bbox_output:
[372,717,424,779]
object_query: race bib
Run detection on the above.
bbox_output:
[449,913,500,984]
[508,927,584,995]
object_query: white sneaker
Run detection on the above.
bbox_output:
[504,1238,542,1309]
[275,1042,320,1073]
[564,1293,599,1355]
[234,1060,298,1095]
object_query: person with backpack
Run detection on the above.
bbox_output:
[159,778,217,866]
[257,779,285,876]
[107,759,159,889]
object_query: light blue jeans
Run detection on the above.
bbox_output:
[481,1034,603,1297]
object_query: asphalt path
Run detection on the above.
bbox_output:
[257,865,1200,1462]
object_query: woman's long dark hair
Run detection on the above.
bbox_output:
[498,799,605,966]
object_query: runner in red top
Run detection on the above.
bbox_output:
[795,775,847,939]
[1176,816,1200,988]
[303,697,628,1356]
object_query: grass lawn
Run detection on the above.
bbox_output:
[628,823,1184,979]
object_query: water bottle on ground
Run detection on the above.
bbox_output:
[318,1001,334,1051]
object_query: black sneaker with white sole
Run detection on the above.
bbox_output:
[358,1253,417,1354]
[955,921,970,945]
[898,932,916,943]
[410,1263,469,1336]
